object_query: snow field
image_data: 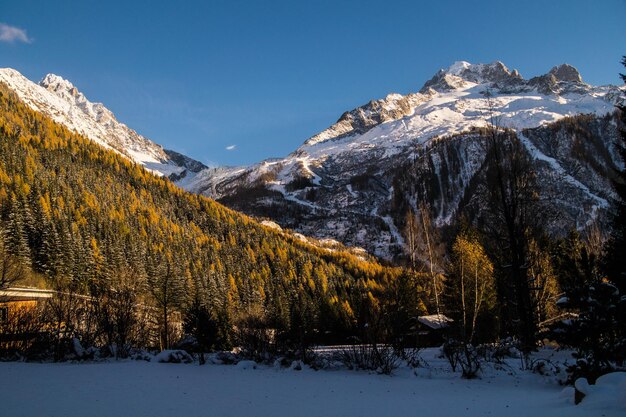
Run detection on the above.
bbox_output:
[0,348,623,417]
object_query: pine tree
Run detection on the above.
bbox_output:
[183,296,217,363]
[5,195,31,263]
[146,250,186,350]
[552,278,624,383]
[0,227,27,289]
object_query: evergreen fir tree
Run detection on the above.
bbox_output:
[5,195,31,263]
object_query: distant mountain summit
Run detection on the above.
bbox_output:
[421,61,523,92]
[0,68,205,180]
[298,61,618,153]
[183,61,623,258]
[421,61,588,94]
[549,64,583,83]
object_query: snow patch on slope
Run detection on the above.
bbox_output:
[518,133,609,211]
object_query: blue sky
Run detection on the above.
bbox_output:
[1,0,625,166]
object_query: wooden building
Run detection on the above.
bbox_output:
[0,287,54,320]
[0,287,54,350]
[415,314,453,346]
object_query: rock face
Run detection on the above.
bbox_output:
[183,61,623,260]
[305,93,427,146]
[549,64,583,83]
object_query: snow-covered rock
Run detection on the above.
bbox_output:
[575,372,626,411]
[153,350,194,363]
[260,220,282,231]
[72,338,85,358]
[549,64,583,83]
[556,296,570,307]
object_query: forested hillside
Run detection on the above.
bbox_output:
[0,83,414,354]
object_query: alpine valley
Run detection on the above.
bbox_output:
[1,61,623,261]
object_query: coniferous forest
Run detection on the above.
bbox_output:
[2,2,626,416]
[0,62,625,387]
[0,83,416,359]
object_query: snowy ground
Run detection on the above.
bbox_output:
[0,348,623,417]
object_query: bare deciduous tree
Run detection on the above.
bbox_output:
[91,266,147,357]
[480,93,540,353]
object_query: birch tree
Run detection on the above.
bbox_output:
[449,231,496,343]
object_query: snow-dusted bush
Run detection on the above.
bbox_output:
[210,351,238,365]
[442,340,481,378]
[129,349,153,362]
[396,347,424,369]
[339,343,399,375]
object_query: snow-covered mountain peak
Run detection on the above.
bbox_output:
[39,73,116,125]
[454,60,520,83]
[548,64,583,83]
[445,60,518,81]
[423,61,585,95]
[446,60,472,75]
[422,61,523,93]
[40,73,78,95]
[0,68,206,180]
[303,91,426,147]
[0,67,27,81]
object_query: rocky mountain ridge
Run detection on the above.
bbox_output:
[0,68,206,180]
[184,61,623,259]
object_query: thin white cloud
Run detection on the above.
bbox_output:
[225,145,236,151]
[0,23,32,44]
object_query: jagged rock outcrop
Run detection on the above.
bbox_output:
[549,64,583,83]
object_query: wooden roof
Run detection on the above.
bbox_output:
[0,287,55,302]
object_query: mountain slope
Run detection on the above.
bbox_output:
[2,63,622,261]
[0,68,206,180]
[186,61,623,259]
[0,82,402,341]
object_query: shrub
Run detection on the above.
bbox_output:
[340,341,399,375]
